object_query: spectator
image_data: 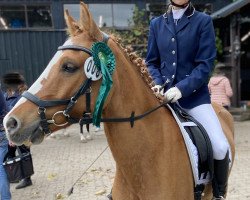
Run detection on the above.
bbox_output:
[208,64,233,109]
[3,72,33,189]
[0,86,11,200]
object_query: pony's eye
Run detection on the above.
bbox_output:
[62,63,78,73]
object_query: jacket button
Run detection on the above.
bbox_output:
[172,38,175,42]
[172,75,175,79]
[172,50,175,55]
[173,62,176,66]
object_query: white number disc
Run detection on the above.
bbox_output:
[84,57,102,81]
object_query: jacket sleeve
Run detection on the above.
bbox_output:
[0,88,8,129]
[224,78,233,97]
[145,20,163,85]
[175,16,216,97]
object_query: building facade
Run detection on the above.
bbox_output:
[212,0,250,106]
[0,0,235,89]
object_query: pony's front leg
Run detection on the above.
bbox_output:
[111,170,139,200]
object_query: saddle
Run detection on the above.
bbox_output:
[168,104,214,183]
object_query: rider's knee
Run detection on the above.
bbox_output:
[213,140,229,160]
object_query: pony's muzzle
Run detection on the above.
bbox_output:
[5,116,20,136]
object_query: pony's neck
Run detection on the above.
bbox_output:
[99,39,194,199]
[102,41,158,120]
[101,40,171,193]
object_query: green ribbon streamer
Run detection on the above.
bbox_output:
[92,42,116,127]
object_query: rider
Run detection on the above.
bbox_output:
[146,0,229,199]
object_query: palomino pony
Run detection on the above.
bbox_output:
[4,3,235,200]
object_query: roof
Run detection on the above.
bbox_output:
[211,0,250,20]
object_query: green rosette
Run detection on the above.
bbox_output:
[91,42,116,127]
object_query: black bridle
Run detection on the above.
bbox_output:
[22,34,102,135]
[22,33,168,136]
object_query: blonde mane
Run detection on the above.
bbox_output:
[108,34,163,102]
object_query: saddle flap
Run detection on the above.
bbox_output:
[168,103,214,182]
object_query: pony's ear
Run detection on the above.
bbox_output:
[79,2,102,41]
[64,9,82,36]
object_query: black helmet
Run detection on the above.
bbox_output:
[170,0,190,8]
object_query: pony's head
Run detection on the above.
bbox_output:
[4,2,114,145]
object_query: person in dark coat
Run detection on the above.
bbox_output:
[2,72,33,189]
[146,1,229,199]
[0,86,11,200]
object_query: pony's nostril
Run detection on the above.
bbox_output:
[6,117,19,133]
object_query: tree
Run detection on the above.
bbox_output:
[107,6,149,58]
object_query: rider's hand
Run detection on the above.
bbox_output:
[164,87,182,103]
[151,85,164,96]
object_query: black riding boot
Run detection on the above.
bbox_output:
[212,151,229,199]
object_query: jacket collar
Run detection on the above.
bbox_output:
[163,3,195,34]
[163,3,195,19]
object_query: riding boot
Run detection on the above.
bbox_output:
[212,151,229,199]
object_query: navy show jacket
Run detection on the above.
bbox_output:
[146,4,216,109]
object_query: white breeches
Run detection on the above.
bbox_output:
[183,104,229,160]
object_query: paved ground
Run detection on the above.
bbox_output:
[9,121,250,200]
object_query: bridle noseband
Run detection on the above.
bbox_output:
[22,76,92,135]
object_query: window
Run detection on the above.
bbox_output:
[89,4,112,27]
[0,6,26,29]
[64,3,135,28]
[113,4,134,27]
[27,6,52,28]
[64,4,80,20]
[0,5,52,29]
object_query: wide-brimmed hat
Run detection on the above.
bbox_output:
[2,72,25,85]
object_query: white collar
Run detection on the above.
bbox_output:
[172,5,189,20]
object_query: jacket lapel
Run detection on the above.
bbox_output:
[163,12,176,36]
[175,15,190,34]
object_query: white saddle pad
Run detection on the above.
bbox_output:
[167,104,211,185]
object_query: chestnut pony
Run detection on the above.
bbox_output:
[4,3,235,200]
